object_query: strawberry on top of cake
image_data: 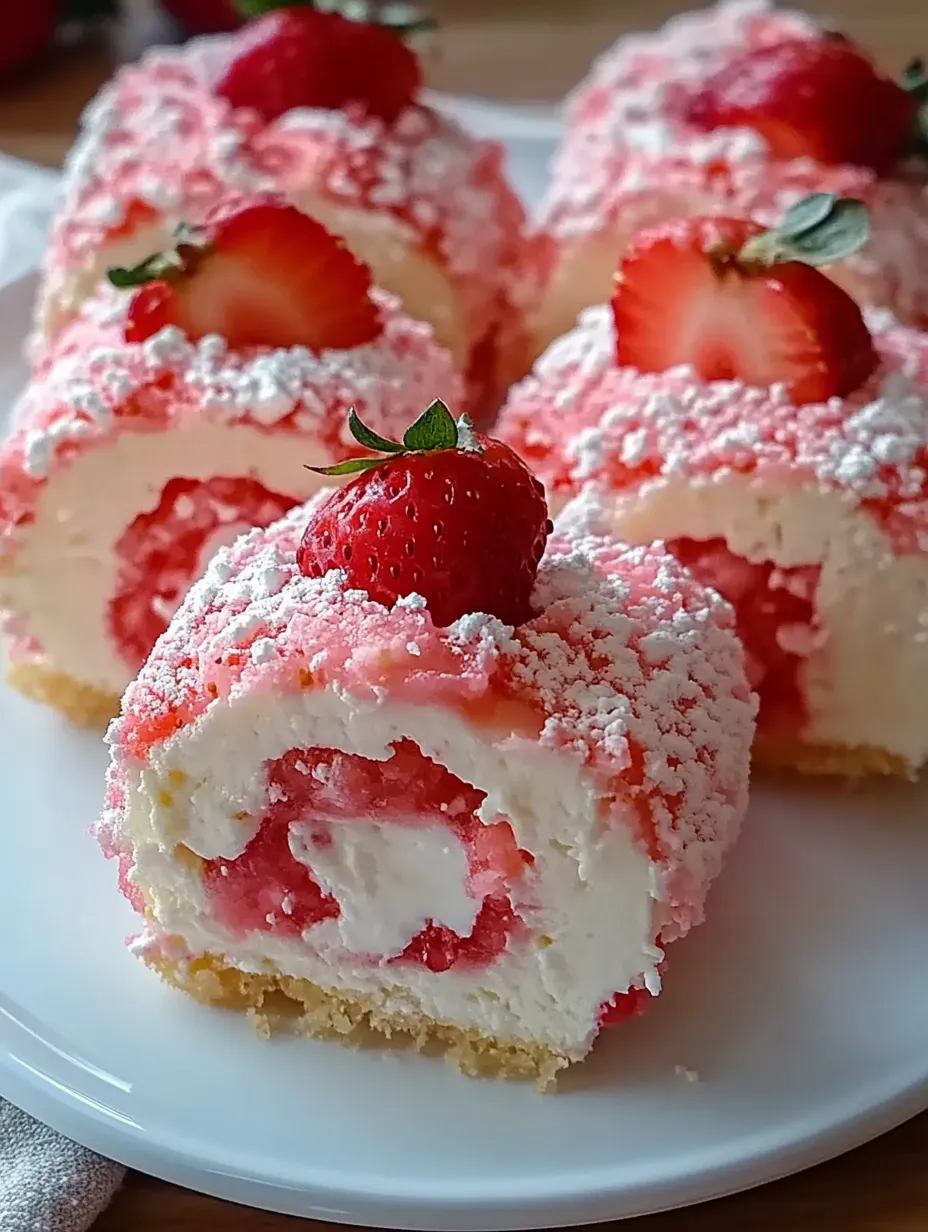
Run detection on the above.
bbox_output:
[529,0,928,356]
[99,399,755,1088]
[0,200,461,727]
[35,1,532,415]
[500,194,928,778]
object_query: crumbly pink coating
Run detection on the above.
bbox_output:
[45,35,531,343]
[498,304,928,555]
[105,489,756,939]
[535,0,928,325]
[0,282,461,554]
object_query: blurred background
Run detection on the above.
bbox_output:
[0,0,924,167]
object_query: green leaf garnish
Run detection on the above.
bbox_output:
[107,251,184,289]
[346,407,404,454]
[234,0,436,35]
[738,194,870,268]
[305,400,481,477]
[402,399,458,451]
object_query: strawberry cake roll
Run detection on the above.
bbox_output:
[98,401,755,1087]
[530,0,928,357]
[35,4,531,415]
[500,198,928,778]
[0,202,461,727]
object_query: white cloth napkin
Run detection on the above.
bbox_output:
[0,94,558,1227]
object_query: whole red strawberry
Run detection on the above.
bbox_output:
[215,5,422,125]
[297,401,552,628]
[613,192,879,406]
[0,0,57,82]
[108,200,382,351]
[684,35,923,174]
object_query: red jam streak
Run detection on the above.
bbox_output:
[109,475,299,669]
[597,986,654,1029]
[203,740,532,972]
[667,537,823,736]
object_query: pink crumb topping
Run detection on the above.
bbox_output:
[104,488,755,938]
[498,304,928,556]
[536,0,928,326]
[46,35,531,345]
[0,281,462,555]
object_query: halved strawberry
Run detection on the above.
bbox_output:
[684,35,924,174]
[109,201,382,352]
[214,5,424,125]
[297,400,552,628]
[613,193,880,406]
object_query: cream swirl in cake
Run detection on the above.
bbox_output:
[97,422,754,1086]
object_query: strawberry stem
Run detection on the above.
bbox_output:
[738,193,870,268]
[234,0,436,37]
[903,58,928,157]
[306,400,481,476]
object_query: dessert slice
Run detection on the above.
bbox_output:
[0,201,461,726]
[35,3,532,416]
[500,196,928,777]
[529,0,928,358]
[98,403,755,1087]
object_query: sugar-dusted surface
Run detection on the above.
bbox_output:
[44,34,531,341]
[107,491,755,937]
[0,282,461,553]
[499,305,928,555]
[535,0,928,325]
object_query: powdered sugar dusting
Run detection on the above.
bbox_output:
[0,283,461,550]
[108,487,755,936]
[499,304,928,554]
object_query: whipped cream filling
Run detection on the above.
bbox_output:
[605,472,928,767]
[117,688,669,1056]
[1,420,333,696]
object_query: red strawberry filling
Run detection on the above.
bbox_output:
[203,739,532,973]
[109,475,299,670]
[668,537,824,736]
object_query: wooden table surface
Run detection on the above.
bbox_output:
[1,0,927,1228]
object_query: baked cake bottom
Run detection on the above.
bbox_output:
[754,736,913,781]
[6,659,120,728]
[146,948,571,1091]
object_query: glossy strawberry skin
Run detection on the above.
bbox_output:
[613,214,880,406]
[297,438,552,628]
[684,36,916,175]
[215,7,421,125]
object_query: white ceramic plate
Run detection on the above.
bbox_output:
[1,143,927,1228]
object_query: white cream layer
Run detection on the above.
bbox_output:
[116,689,669,1057]
[605,473,928,769]
[1,420,333,696]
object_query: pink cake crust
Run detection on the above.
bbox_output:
[497,304,928,556]
[104,490,756,941]
[43,34,532,348]
[535,0,928,325]
[0,281,462,556]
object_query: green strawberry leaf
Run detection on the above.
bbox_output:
[234,0,435,34]
[107,252,183,289]
[402,399,458,452]
[347,408,403,453]
[62,0,120,19]
[305,456,388,476]
[777,197,870,266]
[740,194,870,268]
[775,192,838,241]
[903,57,928,102]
